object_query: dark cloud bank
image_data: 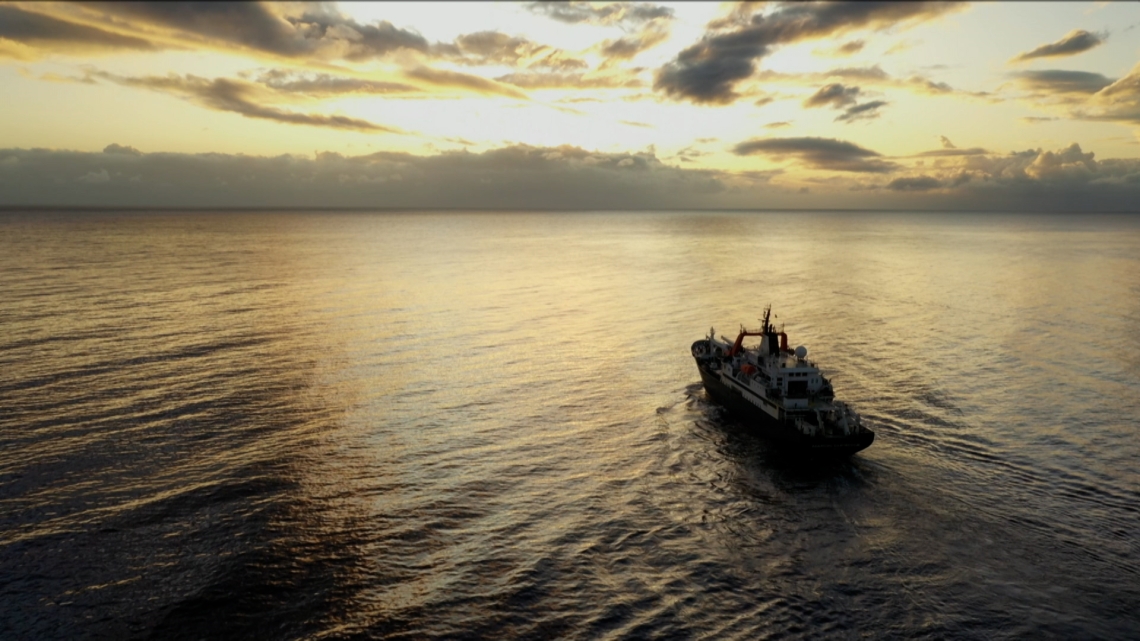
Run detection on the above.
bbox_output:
[2,143,1139,212]
[0,144,738,210]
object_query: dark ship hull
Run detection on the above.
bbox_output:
[695,358,875,456]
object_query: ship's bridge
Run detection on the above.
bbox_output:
[735,342,831,404]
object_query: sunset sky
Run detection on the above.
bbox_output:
[2,1,1140,210]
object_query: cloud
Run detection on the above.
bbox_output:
[1081,63,1140,125]
[0,5,159,58]
[764,121,792,129]
[803,83,860,109]
[86,71,402,133]
[887,175,942,191]
[598,21,671,62]
[732,136,898,173]
[58,65,425,103]
[857,142,1140,209]
[75,2,431,61]
[253,70,419,96]
[493,71,642,90]
[526,2,673,27]
[1010,30,1105,63]
[835,100,887,123]
[807,66,891,83]
[800,83,885,123]
[529,2,676,65]
[104,143,142,156]
[970,145,1098,186]
[836,39,865,55]
[705,2,764,30]
[444,31,587,71]
[915,147,989,157]
[1020,116,1059,124]
[751,65,984,100]
[940,136,956,149]
[76,168,110,184]
[815,39,865,57]
[8,2,597,79]
[1009,63,1140,126]
[1023,143,1097,180]
[904,76,956,95]
[654,2,960,104]
[1012,70,1114,96]
[885,39,919,55]
[404,66,529,99]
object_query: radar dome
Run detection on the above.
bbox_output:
[795,345,808,359]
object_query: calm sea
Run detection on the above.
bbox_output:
[2,210,1139,639]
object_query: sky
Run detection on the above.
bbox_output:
[2,1,1140,211]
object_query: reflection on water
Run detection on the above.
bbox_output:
[1,210,1139,639]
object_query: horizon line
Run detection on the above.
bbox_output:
[3,206,1139,215]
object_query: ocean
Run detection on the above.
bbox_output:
[2,210,1139,639]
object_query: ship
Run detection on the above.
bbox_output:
[691,306,874,456]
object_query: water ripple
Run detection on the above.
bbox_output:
[2,210,1139,639]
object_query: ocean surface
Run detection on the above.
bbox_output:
[2,210,1139,640]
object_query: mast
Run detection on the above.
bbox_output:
[728,305,775,358]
